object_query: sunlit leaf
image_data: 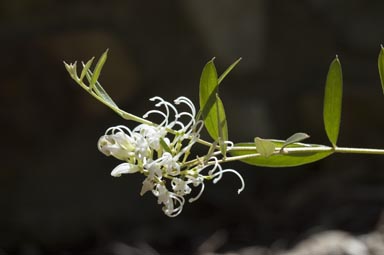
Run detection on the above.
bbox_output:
[80,57,95,82]
[216,94,227,155]
[323,56,343,146]
[218,58,242,85]
[90,49,109,89]
[63,61,72,74]
[281,132,310,150]
[211,96,228,141]
[64,61,78,80]
[378,45,384,94]
[199,59,228,141]
[85,69,118,108]
[254,137,275,157]
[230,141,333,167]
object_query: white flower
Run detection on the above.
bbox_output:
[155,184,170,205]
[98,133,135,161]
[153,184,185,217]
[132,133,150,159]
[135,124,167,151]
[98,126,138,161]
[111,163,140,177]
[171,178,191,196]
[145,162,163,178]
[140,177,155,196]
[97,96,244,217]
[157,152,180,176]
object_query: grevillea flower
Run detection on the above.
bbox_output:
[97,96,244,217]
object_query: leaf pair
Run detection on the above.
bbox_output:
[199,58,241,154]
[230,140,333,167]
[232,133,325,167]
[253,133,310,158]
[230,55,344,167]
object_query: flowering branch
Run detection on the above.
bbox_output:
[64,47,384,216]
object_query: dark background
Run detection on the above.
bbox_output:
[2,0,384,254]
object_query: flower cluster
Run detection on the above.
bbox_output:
[98,96,244,217]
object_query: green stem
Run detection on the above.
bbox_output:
[76,78,214,147]
[334,146,384,155]
[229,144,384,155]
[197,145,384,167]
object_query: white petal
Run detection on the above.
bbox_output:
[111,163,140,177]
[140,178,154,196]
[113,132,135,151]
[97,135,113,156]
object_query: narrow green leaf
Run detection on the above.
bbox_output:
[230,142,333,167]
[216,93,227,155]
[80,57,95,82]
[323,56,343,146]
[85,69,118,108]
[63,61,72,74]
[199,59,228,141]
[90,49,109,89]
[254,137,276,157]
[210,97,228,141]
[281,132,310,150]
[63,61,78,80]
[218,58,242,84]
[378,45,384,94]
[198,59,217,120]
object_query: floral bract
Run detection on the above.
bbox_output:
[98,96,244,217]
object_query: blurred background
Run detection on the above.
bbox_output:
[2,0,384,254]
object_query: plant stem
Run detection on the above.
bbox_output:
[195,145,384,166]
[229,144,384,155]
[335,147,384,155]
[72,76,214,147]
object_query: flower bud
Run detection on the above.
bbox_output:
[111,163,140,177]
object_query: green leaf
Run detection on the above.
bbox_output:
[216,94,227,155]
[90,49,109,89]
[63,61,78,80]
[218,58,242,84]
[198,59,217,120]
[254,137,276,157]
[230,142,333,167]
[281,132,310,150]
[80,57,95,82]
[378,45,384,94]
[323,56,343,146]
[212,96,228,141]
[63,61,72,74]
[199,59,228,141]
[85,69,118,108]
